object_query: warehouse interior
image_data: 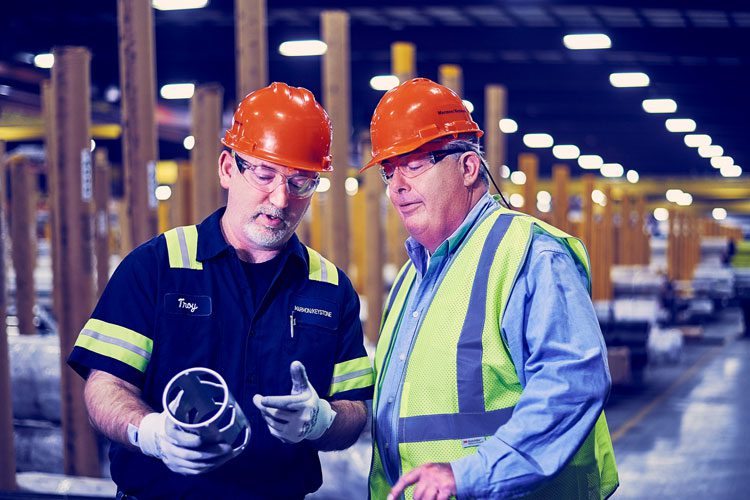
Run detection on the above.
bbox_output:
[1,0,749,498]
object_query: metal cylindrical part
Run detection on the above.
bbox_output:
[163,368,250,453]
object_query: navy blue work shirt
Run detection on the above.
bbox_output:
[68,208,373,499]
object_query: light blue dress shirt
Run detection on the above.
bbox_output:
[374,192,611,498]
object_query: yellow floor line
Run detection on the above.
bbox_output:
[610,341,728,442]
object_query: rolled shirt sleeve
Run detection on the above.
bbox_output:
[451,230,611,498]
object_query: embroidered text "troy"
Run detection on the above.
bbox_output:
[178,298,199,313]
[293,305,332,318]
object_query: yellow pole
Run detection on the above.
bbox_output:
[484,85,507,191]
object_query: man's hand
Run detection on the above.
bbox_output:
[388,463,457,500]
[135,410,236,475]
[252,361,336,444]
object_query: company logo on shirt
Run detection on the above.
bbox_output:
[293,304,333,318]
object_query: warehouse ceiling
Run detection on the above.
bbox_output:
[0,0,748,181]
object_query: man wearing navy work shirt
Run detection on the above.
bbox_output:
[360,78,618,499]
[67,83,374,499]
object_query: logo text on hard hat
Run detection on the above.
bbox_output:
[437,109,466,115]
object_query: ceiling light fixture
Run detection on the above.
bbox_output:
[665,118,696,133]
[642,98,677,113]
[609,72,650,88]
[563,34,612,50]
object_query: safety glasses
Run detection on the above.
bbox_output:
[379,148,464,185]
[233,151,320,198]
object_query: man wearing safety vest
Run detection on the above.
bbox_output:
[361,78,618,499]
[67,83,374,499]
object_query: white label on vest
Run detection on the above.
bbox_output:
[461,437,486,448]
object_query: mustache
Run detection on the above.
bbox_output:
[253,206,289,227]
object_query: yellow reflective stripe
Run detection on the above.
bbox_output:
[74,319,153,372]
[165,226,203,270]
[333,356,372,378]
[328,371,375,396]
[305,246,339,286]
[164,228,183,268]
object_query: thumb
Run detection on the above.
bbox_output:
[290,361,310,395]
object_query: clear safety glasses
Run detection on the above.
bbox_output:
[379,148,464,185]
[233,150,320,198]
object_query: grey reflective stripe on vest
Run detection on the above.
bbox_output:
[457,213,516,413]
[79,328,152,362]
[398,407,514,443]
[332,367,373,384]
[176,226,191,269]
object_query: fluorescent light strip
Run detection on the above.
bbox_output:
[279,40,327,57]
[563,34,611,50]
[642,99,677,113]
[609,72,649,88]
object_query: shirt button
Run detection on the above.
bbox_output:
[399,353,406,362]
[388,397,394,404]
[412,310,420,319]
[385,442,389,449]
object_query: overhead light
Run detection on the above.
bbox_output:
[710,156,733,169]
[183,135,195,150]
[160,83,195,99]
[462,100,474,113]
[675,192,693,206]
[720,164,742,178]
[153,0,208,11]
[509,193,525,208]
[601,163,624,178]
[499,118,518,133]
[104,85,121,103]
[537,200,551,213]
[500,165,511,178]
[155,185,172,201]
[510,171,527,185]
[654,207,669,221]
[563,34,612,50]
[316,177,331,193]
[345,177,359,196]
[90,139,96,152]
[591,189,606,205]
[279,40,327,57]
[712,208,727,221]
[370,75,400,91]
[626,169,639,183]
[684,134,711,148]
[578,154,603,169]
[552,144,580,160]
[609,72,649,88]
[642,99,677,113]
[537,190,552,204]
[34,53,54,69]
[698,144,723,158]
[665,118,696,133]
[522,133,553,148]
[665,189,683,203]
[0,85,10,96]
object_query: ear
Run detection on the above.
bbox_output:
[460,152,481,187]
[218,149,234,189]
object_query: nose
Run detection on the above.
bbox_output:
[388,168,409,195]
[268,180,290,209]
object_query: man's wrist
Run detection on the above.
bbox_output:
[135,412,166,458]
[306,398,336,441]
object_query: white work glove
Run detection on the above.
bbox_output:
[252,361,336,444]
[130,394,237,475]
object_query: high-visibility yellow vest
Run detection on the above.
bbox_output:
[370,208,618,499]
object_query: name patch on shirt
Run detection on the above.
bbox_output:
[164,293,212,317]
[291,295,338,330]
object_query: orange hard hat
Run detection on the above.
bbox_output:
[222,82,333,172]
[361,78,483,172]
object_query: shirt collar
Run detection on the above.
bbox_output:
[196,206,307,267]
[405,191,499,273]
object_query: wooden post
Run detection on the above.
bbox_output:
[172,160,194,227]
[602,185,614,300]
[387,42,415,268]
[190,84,224,222]
[581,175,595,249]
[43,80,63,323]
[235,0,267,100]
[322,10,351,270]
[51,46,100,477]
[619,194,632,265]
[118,0,159,250]
[349,171,365,292]
[635,194,648,265]
[484,85,507,192]
[438,64,462,96]
[9,157,37,335]
[361,139,385,343]
[668,209,677,281]
[0,141,17,490]
[519,153,538,216]
[552,164,569,232]
[93,148,111,297]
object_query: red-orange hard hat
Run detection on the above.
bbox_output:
[222,82,333,172]
[361,78,483,172]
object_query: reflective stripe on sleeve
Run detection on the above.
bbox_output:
[74,318,153,372]
[329,356,374,396]
[165,225,203,270]
[305,246,339,286]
